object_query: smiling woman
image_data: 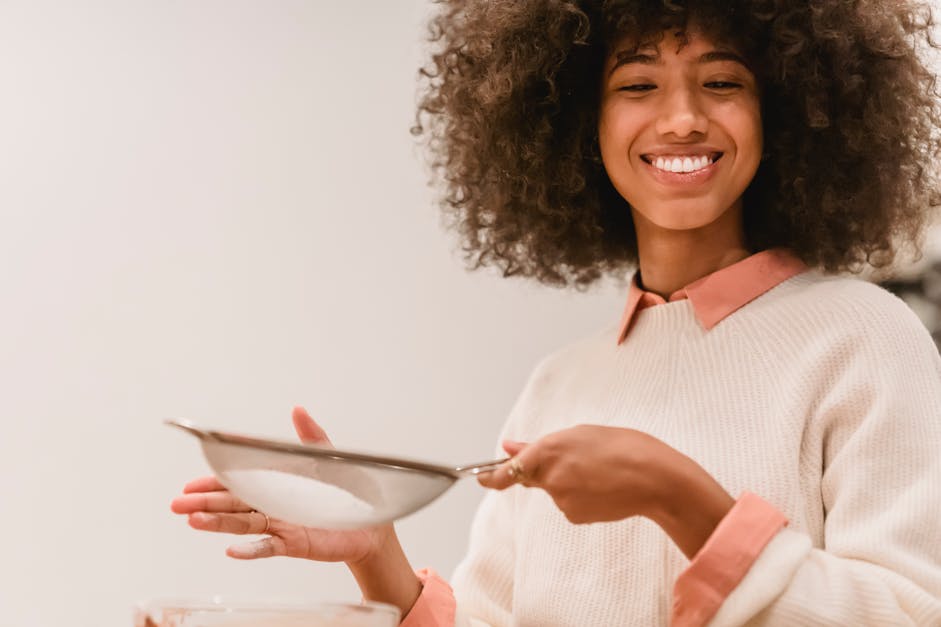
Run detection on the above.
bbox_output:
[173,2,941,626]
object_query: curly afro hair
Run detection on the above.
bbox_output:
[413,0,941,287]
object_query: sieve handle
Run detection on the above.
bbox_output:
[454,457,510,476]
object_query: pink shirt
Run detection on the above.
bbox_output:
[402,248,808,627]
[617,247,809,342]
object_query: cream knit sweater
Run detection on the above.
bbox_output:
[449,271,941,626]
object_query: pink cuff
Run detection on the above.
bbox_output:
[671,491,788,627]
[399,568,456,627]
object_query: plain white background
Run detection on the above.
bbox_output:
[0,2,626,625]
[0,2,937,626]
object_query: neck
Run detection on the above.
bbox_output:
[632,205,750,298]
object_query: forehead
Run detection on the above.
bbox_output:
[605,28,752,72]
[610,28,739,59]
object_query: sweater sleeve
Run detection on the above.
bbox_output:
[705,306,941,626]
[671,492,788,625]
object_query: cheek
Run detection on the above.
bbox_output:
[743,121,763,164]
[597,109,618,164]
[598,105,641,179]
[598,137,621,181]
[730,102,763,167]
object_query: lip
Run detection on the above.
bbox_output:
[641,153,724,186]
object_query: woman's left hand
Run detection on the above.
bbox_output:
[477,424,735,559]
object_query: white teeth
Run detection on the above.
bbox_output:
[650,155,713,173]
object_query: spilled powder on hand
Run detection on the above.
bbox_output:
[223,468,375,528]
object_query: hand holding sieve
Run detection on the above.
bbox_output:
[167,419,508,529]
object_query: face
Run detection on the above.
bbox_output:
[598,29,762,233]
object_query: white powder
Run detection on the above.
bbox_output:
[222,468,378,529]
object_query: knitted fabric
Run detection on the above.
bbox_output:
[449,271,941,626]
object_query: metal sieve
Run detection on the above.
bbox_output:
[167,419,507,529]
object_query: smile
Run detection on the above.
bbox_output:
[641,152,724,173]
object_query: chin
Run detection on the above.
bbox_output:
[643,211,725,232]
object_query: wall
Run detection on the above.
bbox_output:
[0,2,624,625]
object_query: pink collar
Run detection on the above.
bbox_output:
[616,248,808,344]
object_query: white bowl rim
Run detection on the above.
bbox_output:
[135,597,399,617]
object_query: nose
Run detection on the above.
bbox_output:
[654,86,708,138]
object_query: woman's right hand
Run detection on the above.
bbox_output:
[170,406,394,566]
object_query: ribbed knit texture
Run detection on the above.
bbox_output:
[450,271,941,626]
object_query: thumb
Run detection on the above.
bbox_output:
[292,406,332,446]
[227,536,285,560]
[502,440,528,456]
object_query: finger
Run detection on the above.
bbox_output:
[477,467,510,489]
[182,476,226,493]
[510,446,541,488]
[227,536,287,560]
[171,491,253,514]
[478,456,528,490]
[187,511,270,535]
[476,441,529,488]
[502,440,528,456]
[292,406,333,446]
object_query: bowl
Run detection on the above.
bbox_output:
[134,598,400,627]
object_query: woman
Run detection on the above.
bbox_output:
[172,1,941,624]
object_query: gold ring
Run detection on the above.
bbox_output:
[507,458,526,482]
[252,510,270,534]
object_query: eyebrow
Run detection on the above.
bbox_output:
[609,49,750,76]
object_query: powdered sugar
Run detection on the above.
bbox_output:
[222,468,377,529]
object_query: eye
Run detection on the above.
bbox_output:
[617,84,656,93]
[704,81,742,90]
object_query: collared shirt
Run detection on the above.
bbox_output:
[617,247,808,344]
